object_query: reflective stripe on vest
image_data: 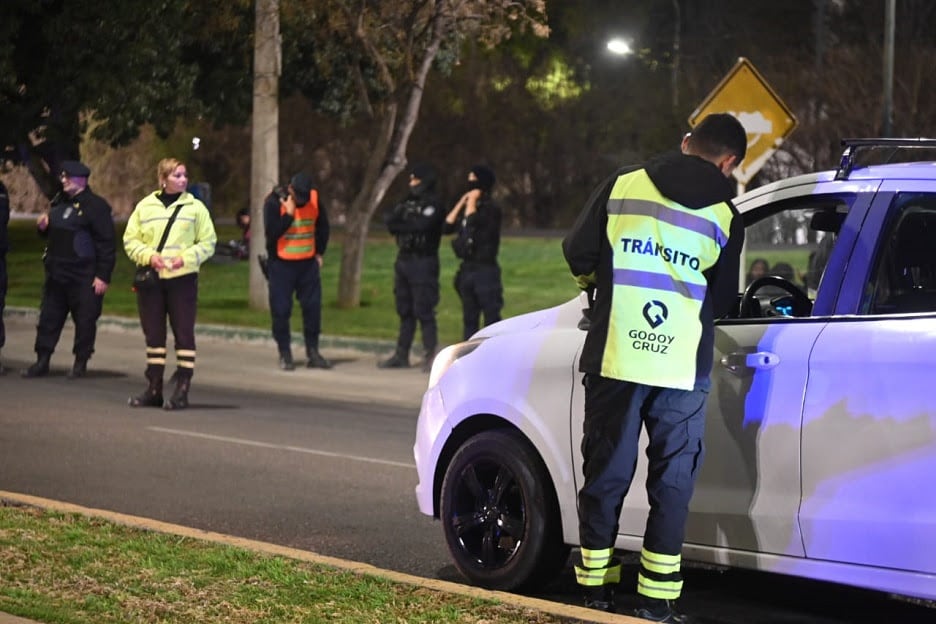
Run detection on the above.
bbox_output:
[602,169,733,389]
[277,190,319,260]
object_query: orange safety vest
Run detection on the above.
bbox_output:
[276,190,319,260]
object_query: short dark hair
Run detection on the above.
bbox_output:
[688,113,747,163]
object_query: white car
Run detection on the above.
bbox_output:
[414,139,936,603]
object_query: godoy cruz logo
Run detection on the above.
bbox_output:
[642,300,668,328]
[631,300,675,354]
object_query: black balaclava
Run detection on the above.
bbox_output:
[409,162,438,198]
[468,164,495,193]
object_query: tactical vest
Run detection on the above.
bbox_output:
[277,190,318,260]
[602,169,734,390]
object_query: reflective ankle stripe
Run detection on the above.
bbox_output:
[637,572,683,599]
[580,547,615,569]
[576,547,621,586]
[638,548,683,599]
[575,563,621,586]
[640,547,681,574]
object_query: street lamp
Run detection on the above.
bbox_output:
[606,37,633,57]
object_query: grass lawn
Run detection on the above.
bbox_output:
[0,503,582,624]
[4,221,574,347]
[4,220,813,347]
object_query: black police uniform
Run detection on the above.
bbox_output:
[446,166,503,341]
[0,181,9,374]
[29,171,116,375]
[380,163,445,369]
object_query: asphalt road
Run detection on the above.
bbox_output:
[1,314,934,623]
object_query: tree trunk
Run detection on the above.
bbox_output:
[248,0,280,310]
[336,7,447,307]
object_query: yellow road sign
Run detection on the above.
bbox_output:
[689,57,797,184]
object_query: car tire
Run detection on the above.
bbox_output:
[440,429,570,592]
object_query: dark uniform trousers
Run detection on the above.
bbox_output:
[268,257,322,355]
[35,270,103,360]
[577,374,707,594]
[136,273,198,382]
[394,254,439,352]
[0,254,6,351]
[454,262,503,341]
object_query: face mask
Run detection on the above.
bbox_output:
[467,180,483,192]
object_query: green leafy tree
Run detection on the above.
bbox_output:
[0,0,252,197]
[281,0,548,308]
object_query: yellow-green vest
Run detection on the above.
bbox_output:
[602,169,734,390]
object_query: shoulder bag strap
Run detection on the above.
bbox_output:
[155,204,184,252]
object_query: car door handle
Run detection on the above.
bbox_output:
[721,351,780,373]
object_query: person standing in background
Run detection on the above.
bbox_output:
[22,160,116,379]
[379,162,445,372]
[0,180,9,375]
[124,157,216,410]
[263,172,332,371]
[444,164,503,341]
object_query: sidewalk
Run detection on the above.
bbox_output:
[0,308,639,624]
[0,307,429,410]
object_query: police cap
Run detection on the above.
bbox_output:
[60,160,91,178]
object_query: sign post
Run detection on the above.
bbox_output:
[689,57,798,288]
[688,57,797,187]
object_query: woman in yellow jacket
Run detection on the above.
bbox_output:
[123,158,216,410]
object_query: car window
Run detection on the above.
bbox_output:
[862,193,936,315]
[741,194,853,315]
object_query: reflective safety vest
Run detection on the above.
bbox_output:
[602,169,734,390]
[277,190,319,260]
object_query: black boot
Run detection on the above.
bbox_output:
[279,350,295,371]
[378,348,410,369]
[163,375,190,411]
[67,357,89,379]
[420,347,437,373]
[22,353,52,378]
[583,585,616,613]
[306,349,332,369]
[129,375,163,408]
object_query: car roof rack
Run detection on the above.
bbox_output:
[835,137,936,180]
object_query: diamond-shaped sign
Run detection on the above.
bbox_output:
[689,57,798,184]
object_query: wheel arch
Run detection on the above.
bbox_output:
[431,414,563,528]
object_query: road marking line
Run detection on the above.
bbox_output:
[147,427,416,468]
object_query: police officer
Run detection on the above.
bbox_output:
[0,179,9,375]
[23,160,116,379]
[562,113,747,622]
[444,164,502,341]
[264,171,332,371]
[378,162,445,371]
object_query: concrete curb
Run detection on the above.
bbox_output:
[5,306,398,356]
[0,491,646,624]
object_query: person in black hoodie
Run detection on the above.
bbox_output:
[562,113,747,622]
[444,164,502,341]
[379,162,445,372]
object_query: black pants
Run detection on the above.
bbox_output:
[268,257,321,355]
[135,273,198,381]
[34,271,104,360]
[0,253,6,351]
[454,263,503,340]
[393,255,439,353]
[576,374,707,598]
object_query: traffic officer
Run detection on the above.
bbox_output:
[23,160,116,379]
[0,180,8,375]
[378,162,445,371]
[444,164,502,341]
[562,113,747,622]
[263,171,332,371]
